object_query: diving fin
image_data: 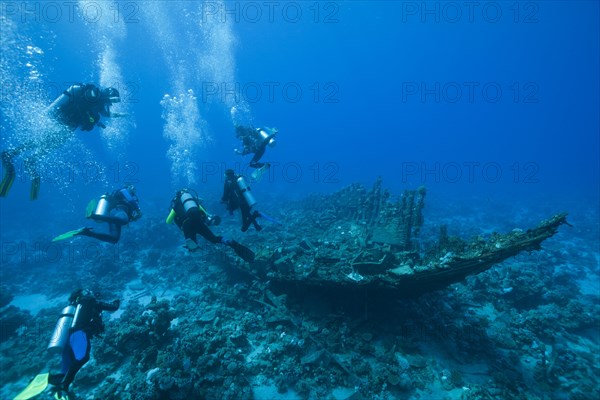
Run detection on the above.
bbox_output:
[52,227,88,242]
[251,163,270,182]
[85,199,97,218]
[257,211,282,226]
[13,372,49,400]
[0,152,16,197]
[229,240,255,263]
[29,176,41,201]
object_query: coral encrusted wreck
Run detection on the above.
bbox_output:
[245,178,568,297]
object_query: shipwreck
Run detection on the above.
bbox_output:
[238,178,568,298]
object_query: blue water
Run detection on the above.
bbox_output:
[0,1,599,397]
[0,1,597,220]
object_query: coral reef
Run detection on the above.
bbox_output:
[0,181,597,400]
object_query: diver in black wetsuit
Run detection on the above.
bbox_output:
[78,185,142,243]
[47,83,122,132]
[221,169,262,232]
[0,83,123,200]
[52,185,142,244]
[167,188,255,262]
[48,289,119,400]
[234,126,277,169]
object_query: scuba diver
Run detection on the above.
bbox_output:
[221,169,263,232]
[52,185,142,244]
[0,83,123,200]
[234,126,278,179]
[14,289,119,400]
[47,83,122,132]
[166,188,255,262]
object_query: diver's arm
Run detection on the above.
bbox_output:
[221,182,232,203]
[100,105,128,118]
[108,111,128,118]
[98,299,120,312]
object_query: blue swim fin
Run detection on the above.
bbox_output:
[257,211,281,226]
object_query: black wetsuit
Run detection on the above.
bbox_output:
[170,190,256,262]
[222,175,261,232]
[80,189,141,244]
[236,127,276,168]
[172,193,223,245]
[50,83,112,131]
[49,293,119,392]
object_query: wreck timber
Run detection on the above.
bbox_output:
[238,180,569,298]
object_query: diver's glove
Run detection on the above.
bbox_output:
[131,210,142,221]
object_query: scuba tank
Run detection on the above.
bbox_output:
[258,127,277,147]
[92,194,112,221]
[47,305,76,354]
[236,177,257,208]
[180,191,199,213]
[46,84,80,116]
[168,189,210,225]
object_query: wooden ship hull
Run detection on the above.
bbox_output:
[243,179,569,298]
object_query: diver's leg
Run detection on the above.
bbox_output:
[249,152,265,169]
[48,341,72,386]
[182,216,197,243]
[251,210,262,231]
[27,128,75,200]
[0,151,17,197]
[181,211,204,251]
[81,209,128,243]
[241,207,251,232]
[60,331,90,391]
[29,176,41,200]
[249,133,276,168]
[21,157,42,200]
[78,224,121,244]
[196,219,223,244]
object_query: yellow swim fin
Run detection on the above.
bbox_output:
[13,372,49,400]
[52,227,87,242]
